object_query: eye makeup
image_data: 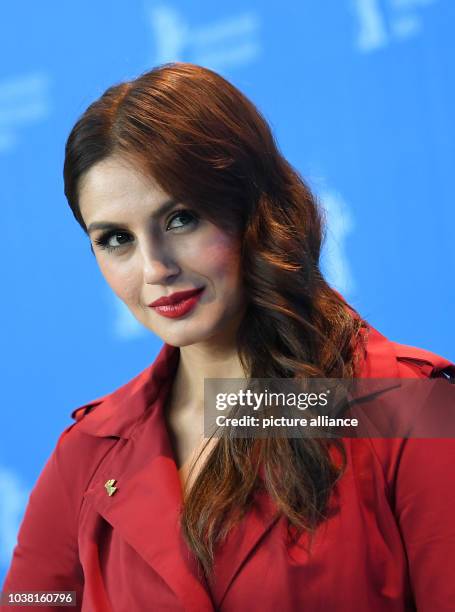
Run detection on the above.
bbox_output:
[92,208,199,253]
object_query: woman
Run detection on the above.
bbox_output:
[2,62,455,611]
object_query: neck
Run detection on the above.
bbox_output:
[176,339,246,408]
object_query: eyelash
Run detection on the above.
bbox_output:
[92,208,198,253]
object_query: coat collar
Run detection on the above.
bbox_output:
[71,341,180,439]
[360,324,400,378]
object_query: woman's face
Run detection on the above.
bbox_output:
[78,155,246,348]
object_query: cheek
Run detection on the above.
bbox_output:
[97,257,140,304]
[198,235,242,286]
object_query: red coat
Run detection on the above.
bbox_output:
[2,324,455,611]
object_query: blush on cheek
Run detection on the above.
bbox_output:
[201,234,242,275]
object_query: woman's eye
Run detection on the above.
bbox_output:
[166,209,198,231]
[93,231,132,252]
[92,209,198,253]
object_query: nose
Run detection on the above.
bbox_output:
[140,239,180,285]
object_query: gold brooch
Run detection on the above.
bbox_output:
[104,479,118,496]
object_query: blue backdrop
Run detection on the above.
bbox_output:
[1,0,454,582]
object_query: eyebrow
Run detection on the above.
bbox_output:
[86,198,178,234]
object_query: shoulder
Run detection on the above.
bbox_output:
[343,320,455,458]
[51,341,180,501]
[361,322,455,380]
[390,339,455,379]
[353,323,455,485]
[68,341,179,436]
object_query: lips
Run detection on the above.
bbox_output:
[148,287,205,307]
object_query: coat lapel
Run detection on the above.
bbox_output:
[81,365,216,611]
[207,487,281,606]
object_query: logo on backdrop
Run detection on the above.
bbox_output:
[144,4,262,71]
[351,0,439,52]
[0,72,51,152]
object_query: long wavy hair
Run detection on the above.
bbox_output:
[63,62,368,576]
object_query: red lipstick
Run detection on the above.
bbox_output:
[148,287,205,319]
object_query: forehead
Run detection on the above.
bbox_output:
[78,155,170,223]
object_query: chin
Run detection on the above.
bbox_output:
[158,321,228,348]
[148,322,211,347]
[141,307,237,348]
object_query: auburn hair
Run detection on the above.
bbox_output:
[63,62,368,576]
